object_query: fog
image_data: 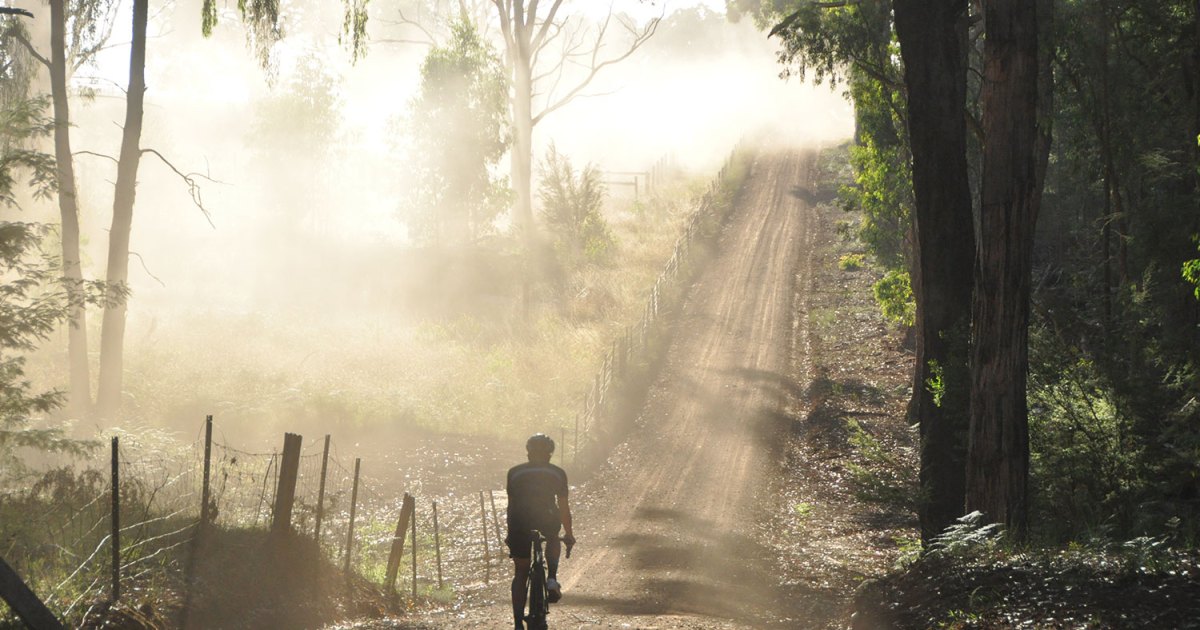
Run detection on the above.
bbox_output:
[14,0,852,445]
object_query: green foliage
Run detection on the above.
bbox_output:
[0,96,55,206]
[842,132,910,271]
[538,145,615,268]
[1182,236,1200,301]
[0,223,99,478]
[838,253,865,271]
[1027,326,1143,541]
[0,91,108,479]
[253,53,341,154]
[872,269,914,327]
[1037,0,1200,544]
[730,0,895,88]
[401,18,510,245]
[845,418,917,511]
[201,0,217,37]
[924,359,945,408]
[927,511,1004,559]
[340,0,370,62]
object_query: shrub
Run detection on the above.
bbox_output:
[872,269,915,326]
[539,145,615,268]
[838,253,865,271]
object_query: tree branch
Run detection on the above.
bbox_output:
[4,27,50,68]
[532,11,659,127]
[74,150,119,164]
[768,1,861,38]
[0,7,33,18]
[140,148,221,228]
[128,251,165,287]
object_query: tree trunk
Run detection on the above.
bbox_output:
[95,0,147,417]
[49,0,90,412]
[966,0,1042,537]
[511,54,534,244]
[894,0,977,543]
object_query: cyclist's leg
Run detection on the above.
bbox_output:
[508,526,533,629]
[511,557,530,628]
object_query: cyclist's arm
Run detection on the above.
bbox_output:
[559,493,573,539]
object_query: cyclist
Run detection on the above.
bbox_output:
[506,433,575,630]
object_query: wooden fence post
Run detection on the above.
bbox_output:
[0,558,65,630]
[343,458,361,576]
[385,493,415,594]
[488,490,503,549]
[314,435,331,545]
[271,433,303,535]
[432,500,443,589]
[573,414,580,465]
[110,436,120,603]
[478,491,491,585]
[612,339,620,380]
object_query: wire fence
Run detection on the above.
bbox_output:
[0,146,747,626]
[567,143,747,464]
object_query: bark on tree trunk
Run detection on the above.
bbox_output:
[49,0,90,412]
[894,0,977,543]
[511,55,534,244]
[95,0,147,417]
[966,0,1043,537]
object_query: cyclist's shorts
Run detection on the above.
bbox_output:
[506,520,560,559]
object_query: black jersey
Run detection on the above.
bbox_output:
[506,462,568,528]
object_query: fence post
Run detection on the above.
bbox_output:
[432,500,443,589]
[110,436,120,603]
[255,453,276,527]
[314,435,331,545]
[199,416,213,531]
[410,500,417,600]
[573,414,580,465]
[343,458,361,576]
[612,339,621,380]
[488,490,503,548]
[271,433,303,535]
[0,558,65,630]
[385,493,415,594]
[182,416,213,629]
[478,491,491,585]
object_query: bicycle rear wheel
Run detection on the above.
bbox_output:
[527,540,549,630]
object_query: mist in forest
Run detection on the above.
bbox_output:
[11,0,851,444]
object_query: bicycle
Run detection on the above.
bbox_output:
[523,528,575,630]
[525,530,551,630]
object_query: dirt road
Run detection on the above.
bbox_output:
[548,149,822,629]
[340,149,836,630]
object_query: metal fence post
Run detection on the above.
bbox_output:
[343,458,361,576]
[314,435,331,545]
[432,500,443,589]
[479,491,491,584]
[110,436,120,603]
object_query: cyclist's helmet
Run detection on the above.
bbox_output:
[526,433,555,456]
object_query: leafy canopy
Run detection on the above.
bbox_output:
[400,17,510,245]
